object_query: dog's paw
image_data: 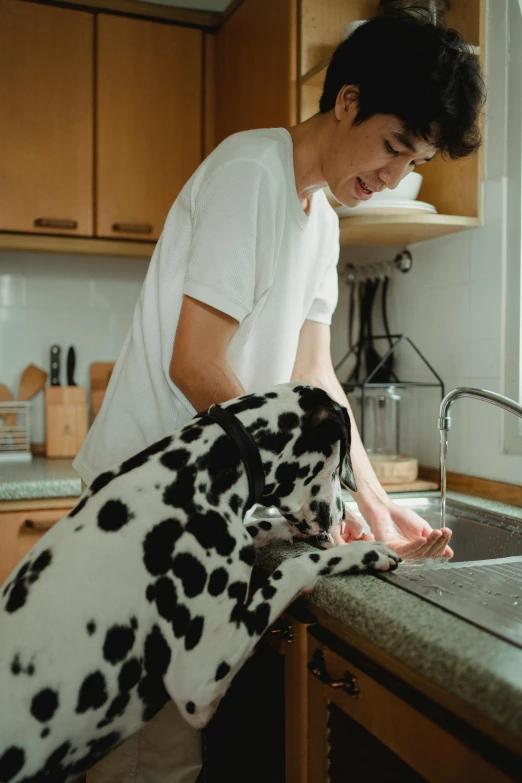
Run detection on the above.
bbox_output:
[246,518,294,548]
[315,540,401,577]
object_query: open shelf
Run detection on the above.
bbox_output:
[0,232,154,259]
[338,214,480,246]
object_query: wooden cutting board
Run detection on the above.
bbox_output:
[89,362,115,421]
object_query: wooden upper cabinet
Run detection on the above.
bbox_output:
[96,15,203,241]
[0,1,94,236]
[215,0,297,146]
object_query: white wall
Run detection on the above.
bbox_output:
[331,0,522,483]
[0,252,147,445]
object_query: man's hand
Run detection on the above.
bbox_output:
[335,499,453,560]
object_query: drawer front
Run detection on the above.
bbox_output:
[306,633,515,783]
[0,507,72,586]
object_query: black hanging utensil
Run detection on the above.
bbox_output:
[66,347,77,386]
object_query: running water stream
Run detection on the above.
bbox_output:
[439,428,449,529]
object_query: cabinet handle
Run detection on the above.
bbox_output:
[34,218,78,230]
[111,222,153,235]
[308,648,360,698]
[22,519,58,531]
[269,619,295,643]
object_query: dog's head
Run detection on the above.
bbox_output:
[223,382,357,538]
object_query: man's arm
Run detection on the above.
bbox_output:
[291,320,453,558]
[170,295,246,411]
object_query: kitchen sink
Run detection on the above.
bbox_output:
[344,494,522,564]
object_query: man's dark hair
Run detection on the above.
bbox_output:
[319,9,485,159]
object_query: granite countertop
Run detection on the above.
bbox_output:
[0,456,81,501]
[255,491,522,741]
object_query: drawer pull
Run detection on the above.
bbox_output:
[34,218,78,230]
[23,519,57,531]
[111,222,153,235]
[269,619,295,643]
[308,649,360,698]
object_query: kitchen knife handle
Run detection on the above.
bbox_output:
[66,347,77,386]
[50,345,61,386]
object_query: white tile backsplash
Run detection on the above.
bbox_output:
[0,251,148,444]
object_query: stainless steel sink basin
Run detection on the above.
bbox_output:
[344,494,522,563]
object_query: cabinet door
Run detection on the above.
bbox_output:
[0,506,74,587]
[96,15,203,241]
[306,631,516,783]
[0,1,93,236]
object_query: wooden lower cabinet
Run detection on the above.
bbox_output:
[0,499,76,586]
[205,609,520,783]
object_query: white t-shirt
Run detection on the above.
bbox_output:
[73,128,340,485]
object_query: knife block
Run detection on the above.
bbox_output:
[45,387,88,458]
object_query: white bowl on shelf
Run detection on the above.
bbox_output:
[375,171,423,201]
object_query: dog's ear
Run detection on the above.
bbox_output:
[339,406,357,493]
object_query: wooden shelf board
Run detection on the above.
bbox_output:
[300,56,330,88]
[0,232,154,259]
[339,214,480,247]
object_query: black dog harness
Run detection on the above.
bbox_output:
[195,404,265,512]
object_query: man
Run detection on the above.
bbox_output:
[74,9,485,782]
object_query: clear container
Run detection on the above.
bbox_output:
[349,386,401,457]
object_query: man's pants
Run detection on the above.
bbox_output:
[86,701,202,783]
[77,482,203,782]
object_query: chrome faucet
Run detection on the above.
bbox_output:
[438,387,522,431]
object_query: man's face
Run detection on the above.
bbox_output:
[324,86,438,207]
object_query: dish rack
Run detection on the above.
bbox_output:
[0,401,32,462]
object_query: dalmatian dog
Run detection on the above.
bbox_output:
[0,382,400,783]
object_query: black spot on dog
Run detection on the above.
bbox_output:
[262,584,277,600]
[362,550,379,565]
[186,701,195,714]
[76,671,108,713]
[41,727,50,738]
[5,581,28,613]
[68,494,88,518]
[227,558,232,564]
[239,545,255,566]
[10,655,21,675]
[341,564,360,576]
[0,746,25,781]
[336,496,342,512]
[265,392,278,399]
[208,567,228,596]
[233,601,271,637]
[272,570,283,580]
[27,663,35,676]
[228,581,247,604]
[163,465,198,514]
[138,626,171,722]
[319,566,332,576]
[30,688,59,723]
[229,494,242,514]
[185,616,204,650]
[143,518,183,575]
[74,525,84,532]
[154,576,177,622]
[160,448,191,471]
[118,658,142,692]
[103,624,135,664]
[197,434,242,497]
[311,500,331,532]
[89,470,116,496]
[32,549,52,575]
[172,603,191,638]
[119,436,173,477]
[225,395,266,415]
[329,556,342,566]
[278,412,299,430]
[186,510,236,556]
[172,552,207,598]
[98,499,134,532]
[104,691,131,724]
[311,484,320,496]
[297,465,310,478]
[257,430,292,455]
[180,425,203,443]
[130,616,138,630]
[215,662,231,681]
[246,525,259,538]
[258,521,272,531]
[309,553,320,562]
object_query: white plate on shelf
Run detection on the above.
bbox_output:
[335,199,437,217]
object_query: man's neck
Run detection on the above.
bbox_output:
[287,115,328,212]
